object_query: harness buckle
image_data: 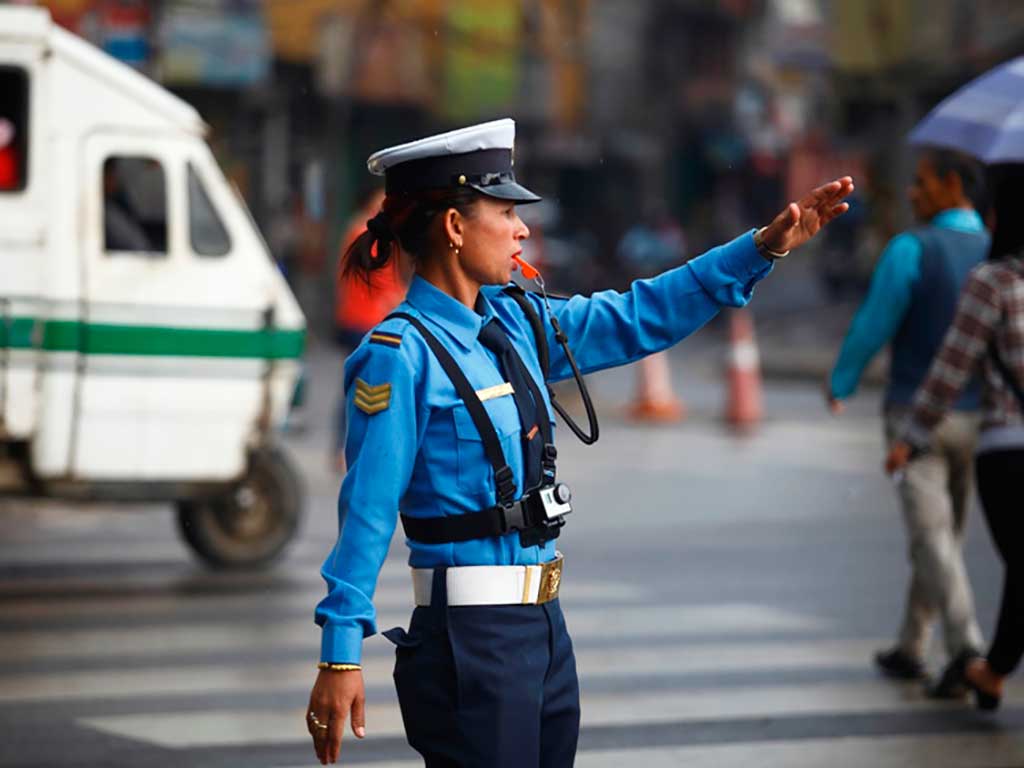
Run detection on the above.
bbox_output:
[501,502,527,534]
[494,465,516,506]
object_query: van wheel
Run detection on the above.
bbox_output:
[177,446,303,569]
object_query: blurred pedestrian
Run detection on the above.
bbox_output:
[305,117,854,766]
[887,163,1024,711]
[332,187,410,472]
[827,148,987,696]
[826,148,989,697]
[616,205,688,422]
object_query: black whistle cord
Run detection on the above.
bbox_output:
[535,280,600,445]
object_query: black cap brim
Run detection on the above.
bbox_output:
[470,180,542,204]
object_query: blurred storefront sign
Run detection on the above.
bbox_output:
[98,0,148,69]
[441,0,520,121]
[832,0,917,74]
[314,12,356,97]
[157,0,269,87]
[766,0,829,70]
[33,0,151,69]
[265,0,362,63]
[347,4,431,105]
[299,1,432,106]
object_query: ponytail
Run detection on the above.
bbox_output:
[341,210,395,284]
[341,187,481,284]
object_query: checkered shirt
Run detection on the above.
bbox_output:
[901,255,1024,450]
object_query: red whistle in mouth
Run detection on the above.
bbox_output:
[512,254,540,280]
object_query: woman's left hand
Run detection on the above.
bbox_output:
[760,177,855,253]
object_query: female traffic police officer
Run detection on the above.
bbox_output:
[306,118,854,766]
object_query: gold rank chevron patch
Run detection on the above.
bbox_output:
[354,379,392,415]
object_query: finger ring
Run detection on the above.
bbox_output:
[315,722,328,731]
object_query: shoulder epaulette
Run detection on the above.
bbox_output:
[368,330,403,348]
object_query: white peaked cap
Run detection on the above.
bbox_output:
[367,118,515,175]
[365,118,540,203]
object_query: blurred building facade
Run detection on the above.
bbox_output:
[10,0,1024,323]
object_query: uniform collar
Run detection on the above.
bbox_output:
[406,275,497,350]
[932,208,984,232]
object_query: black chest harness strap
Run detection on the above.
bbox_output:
[387,311,557,545]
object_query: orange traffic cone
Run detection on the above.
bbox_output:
[723,308,763,430]
[627,351,686,423]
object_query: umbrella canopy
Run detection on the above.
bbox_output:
[909,56,1024,163]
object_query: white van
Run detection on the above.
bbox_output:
[0,7,307,568]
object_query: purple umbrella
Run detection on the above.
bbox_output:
[909,56,1024,163]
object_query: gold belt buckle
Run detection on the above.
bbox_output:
[536,555,563,604]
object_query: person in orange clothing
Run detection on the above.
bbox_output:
[333,188,410,471]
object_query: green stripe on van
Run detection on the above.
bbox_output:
[4,318,305,360]
[1,317,37,349]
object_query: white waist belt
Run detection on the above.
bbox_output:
[412,553,563,607]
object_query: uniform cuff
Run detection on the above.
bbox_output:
[716,229,776,278]
[687,230,773,307]
[320,624,365,666]
[743,229,778,271]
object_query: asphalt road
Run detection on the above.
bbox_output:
[0,338,1021,768]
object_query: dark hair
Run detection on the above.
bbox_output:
[987,163,1024,261]
[922,147,987,212]
[341,187,481,283]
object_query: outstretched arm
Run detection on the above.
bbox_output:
[536,178,855,382]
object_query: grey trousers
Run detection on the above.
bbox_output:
[885,407,984,661]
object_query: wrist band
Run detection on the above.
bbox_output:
[317,662,362,672]
[754,227,790,260]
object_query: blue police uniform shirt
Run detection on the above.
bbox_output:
[317,231,772,664]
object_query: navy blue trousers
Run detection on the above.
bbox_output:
[384,571,580,767]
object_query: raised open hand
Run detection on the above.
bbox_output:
[761,177,854,254]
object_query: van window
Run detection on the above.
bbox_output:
[103,157,167,255]
[0,67,29,192]
[188,164,231,257]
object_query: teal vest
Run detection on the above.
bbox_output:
[887,226,989,409]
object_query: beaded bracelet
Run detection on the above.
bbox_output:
[754,227,790,260]
[317,662,362,672]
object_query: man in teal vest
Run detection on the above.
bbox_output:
[827,148,988,698]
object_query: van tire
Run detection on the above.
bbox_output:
[176,446,303,569]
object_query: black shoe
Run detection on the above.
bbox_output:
[874,647,927,680]
[964,657,1003,712]
[926,648,980,700]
